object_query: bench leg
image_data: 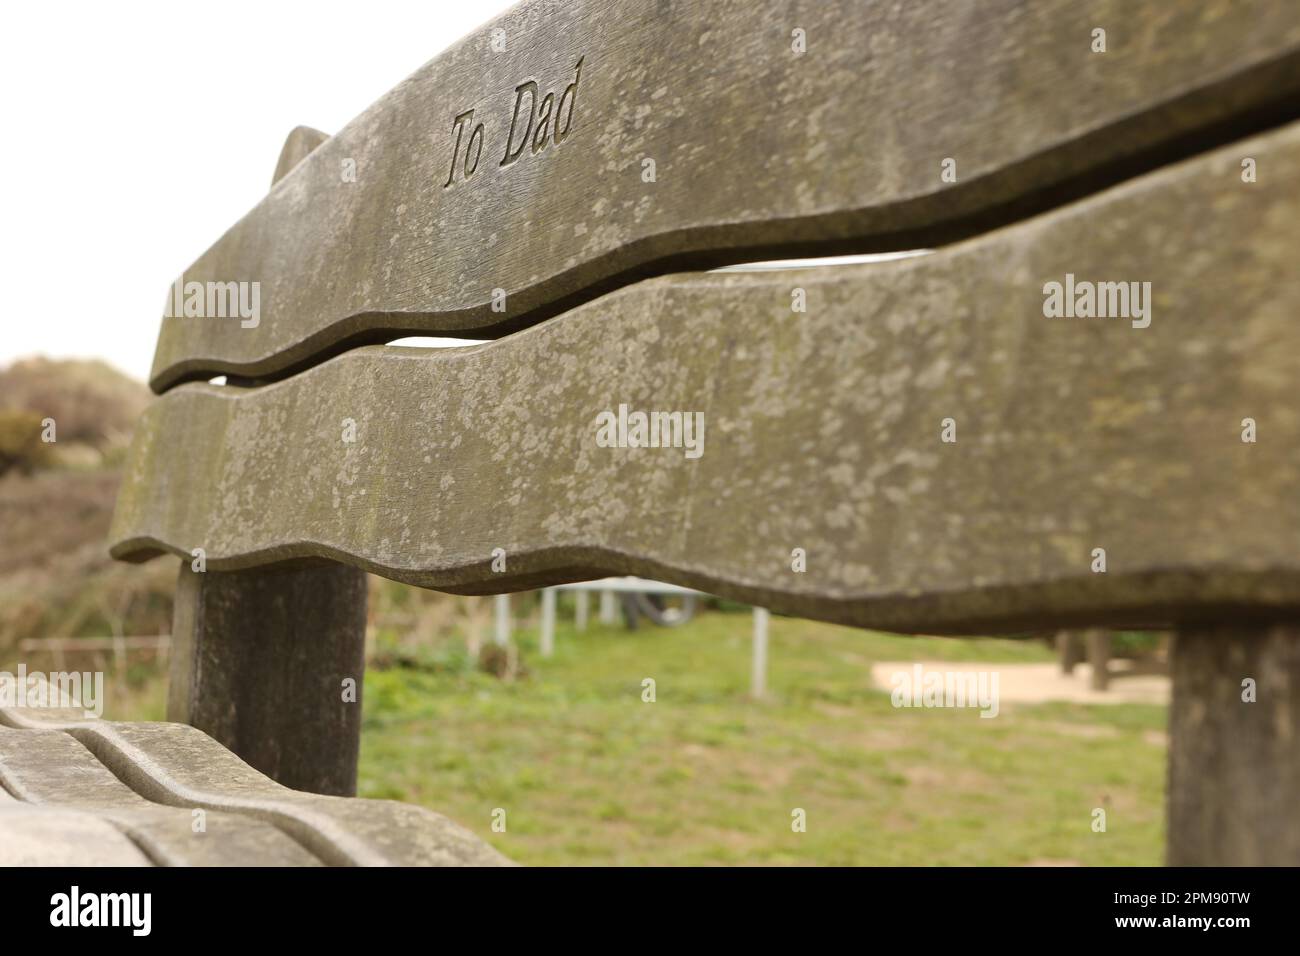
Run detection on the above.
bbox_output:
[1167,623,1300,865]
[169,562,368,796]
[1056,630,1084,674]
[1085,628,1111,691]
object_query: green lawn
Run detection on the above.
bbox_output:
[358,609,1167,865]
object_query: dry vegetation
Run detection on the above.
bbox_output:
[0,358,168,664]
[0,356,150,458]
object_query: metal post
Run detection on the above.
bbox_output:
[752,607,770,698]
[540,588,556,657]
[493,593,510,646]
[574,590,589,631]
[599,589,617,625]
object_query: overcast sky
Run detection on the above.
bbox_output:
[0,0,517,382]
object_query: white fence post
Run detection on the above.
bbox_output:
[574,590,589,631]
[599,589,617,625]
[540,588,557,657]
[752,607,770,699]
[494,593,510,646]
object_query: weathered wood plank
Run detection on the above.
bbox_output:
[271,125,329,188]
[163,126,371,798]
[147,0,1300,391]
[160,125,371,800]
[0,807,153,866]
[0,708,512,866]
[1167,624,1300,865]
[0,727,322,865]
[113,123,1300,634]
[169,562,368,796]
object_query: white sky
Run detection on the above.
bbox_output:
[0,0,517,383]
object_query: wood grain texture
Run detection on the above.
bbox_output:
[0,807,153,866]
[0,727,321,865]
[0,707,512,866]
[147,0,1300,391]
[1167,625,1300,865]
[162,123,372,800]
[169,562,368,797]
[113,123,1300,634]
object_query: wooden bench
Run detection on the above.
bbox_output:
[0,694,508,865]
[10,0,1300,865]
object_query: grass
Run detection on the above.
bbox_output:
[355,608,1167,866]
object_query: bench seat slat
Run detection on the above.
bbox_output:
[147,0,1300,391]
[0,807,154,867]
[0,727,322,865]
[112,122,1300,634]
[0,708,511,866]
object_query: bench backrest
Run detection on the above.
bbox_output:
[112,0,1300,633]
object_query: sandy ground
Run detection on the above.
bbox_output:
[870,659,1169,706]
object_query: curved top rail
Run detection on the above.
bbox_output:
[148,0,1300,391]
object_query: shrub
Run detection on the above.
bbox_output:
[0,410,53,476]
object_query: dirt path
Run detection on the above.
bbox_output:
[870,659,1169,706]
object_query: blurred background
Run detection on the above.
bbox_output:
[0,1,1170,865]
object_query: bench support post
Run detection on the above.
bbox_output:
[1056,630,1084,674]
[169,562,368,796]
[1167,623,1300,865]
